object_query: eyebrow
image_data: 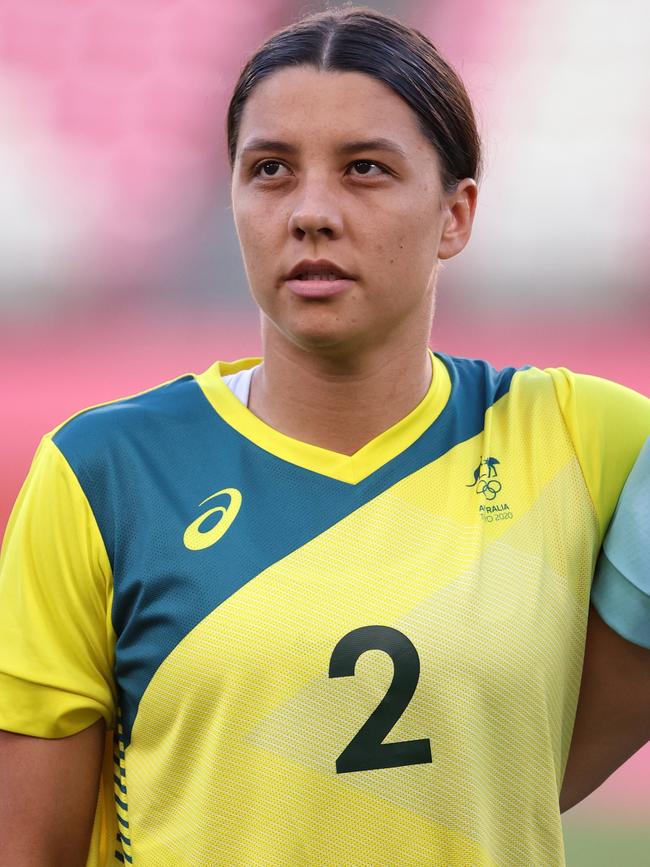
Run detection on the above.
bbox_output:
[238,137,408,160]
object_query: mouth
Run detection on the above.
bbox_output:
[293,270,345,281]
[285,259,356,298]
[284,275,355,300]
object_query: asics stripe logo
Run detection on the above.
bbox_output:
[183,488,242,551]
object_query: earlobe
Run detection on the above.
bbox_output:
[438,179,478,261]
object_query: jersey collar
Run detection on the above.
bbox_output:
[195,350,451,485]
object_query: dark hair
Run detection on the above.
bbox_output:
[227,6,482,192]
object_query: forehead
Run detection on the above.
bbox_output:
[237,66,431,155]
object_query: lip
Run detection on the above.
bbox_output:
[284,258,356,299]
[286,258,355,280]
[285,277,355,299]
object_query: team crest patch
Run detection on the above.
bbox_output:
[467,456,513,523]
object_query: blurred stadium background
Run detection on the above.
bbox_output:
[0,1,648,862]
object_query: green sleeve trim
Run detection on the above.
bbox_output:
[591,552,650,650]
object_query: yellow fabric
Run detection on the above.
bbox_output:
[125,377,593,865]
[548,368,650,540]
[1,357,649,866]
[196,350,451,483]
[0,437,118,867]
[0,436,116,736]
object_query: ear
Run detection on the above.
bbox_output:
[437,178,478,261]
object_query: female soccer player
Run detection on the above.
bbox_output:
[1,8,649,866]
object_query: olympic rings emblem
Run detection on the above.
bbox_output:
[476,479,502,501]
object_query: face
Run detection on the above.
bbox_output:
[231,66,476,356]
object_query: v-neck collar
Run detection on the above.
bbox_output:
[195,350,451,485]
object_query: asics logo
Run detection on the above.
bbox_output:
[183,488,242,551]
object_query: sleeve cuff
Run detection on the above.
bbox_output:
[591,552,650,650]
[0,671,112,738]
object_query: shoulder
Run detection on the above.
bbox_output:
[518,366,650,536]
[50,372,208,470]
[543,367,650,415]
[442,355,650,421]
[539,367,650,459]
[438,353,557,413]
[439,353,525,394]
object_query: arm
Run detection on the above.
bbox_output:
[0,719,105,867]
[560,603,650,813]
[0,436,116,863]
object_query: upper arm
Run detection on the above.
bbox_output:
[0,720,105,867]
[560,603,650,813]
[0,436,116,737]
[0,436,117,861]
[561,436,650,813]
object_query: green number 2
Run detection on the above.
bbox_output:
[329,625,432,774]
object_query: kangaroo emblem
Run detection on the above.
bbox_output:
[467,456,500,487]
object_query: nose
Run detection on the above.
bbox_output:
[288,179,344,241]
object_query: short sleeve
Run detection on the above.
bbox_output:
[0,435,116,737]
[548,369,650,540]
[591,437,650,648]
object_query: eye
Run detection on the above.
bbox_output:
[348,160,387,177]
[253,160,290,179]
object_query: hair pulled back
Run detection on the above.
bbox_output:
[227,6,481,192]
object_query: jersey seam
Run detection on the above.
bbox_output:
[50,373,193,439]
[548,369,601,540]
[47,435,118,724]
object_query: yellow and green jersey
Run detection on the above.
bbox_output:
[1,352,649,866]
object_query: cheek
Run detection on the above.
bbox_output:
[368,220,434,283]
[360,211,438,313]
[235,207,278,277]
[367,197,439,260]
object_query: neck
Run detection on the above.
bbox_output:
[248,321,433,456]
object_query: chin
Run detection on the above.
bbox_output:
[261,300,381,359]
[288,323,373,360]
[289,326,357,355]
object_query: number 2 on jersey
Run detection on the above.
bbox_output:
[329,625,432,774]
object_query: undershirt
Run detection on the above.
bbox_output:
[222,365,259,406]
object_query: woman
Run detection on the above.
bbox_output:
[1,8,649,866]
